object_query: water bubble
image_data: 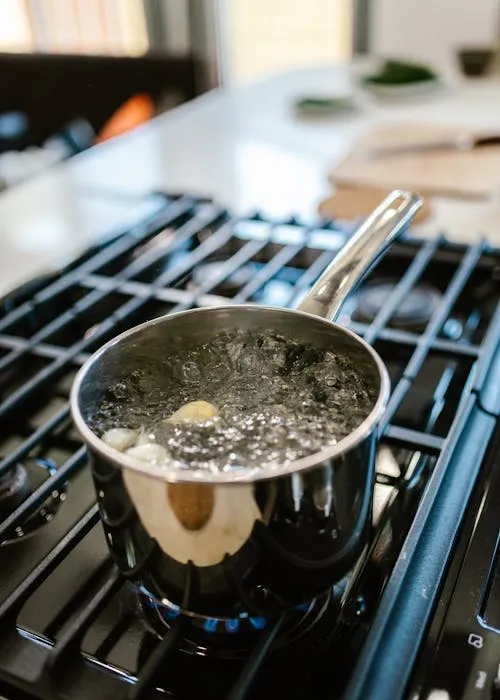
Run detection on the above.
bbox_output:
[181,360,202,383]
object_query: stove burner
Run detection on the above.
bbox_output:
[188,259,255,295]
[138,589,336,659]
[0,458,66,544]
[0,464,31,519]
[352,281,442,332]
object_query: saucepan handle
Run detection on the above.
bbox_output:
[297,190,423,321]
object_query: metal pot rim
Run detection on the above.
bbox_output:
[70,305,390,484]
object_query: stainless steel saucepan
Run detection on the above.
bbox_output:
[71,190,422,620]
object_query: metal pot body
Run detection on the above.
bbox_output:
[71,190,423,618]
[74,306,385,618]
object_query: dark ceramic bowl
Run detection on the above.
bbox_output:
[457,47,496,77]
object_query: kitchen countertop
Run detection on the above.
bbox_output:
[2,61,500,297]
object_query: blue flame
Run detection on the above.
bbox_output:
[204,618,219,633]
[225,619,240,633]
[249,616,267,630]
[165,606,181,620]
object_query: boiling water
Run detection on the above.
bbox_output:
[90,330,378,474]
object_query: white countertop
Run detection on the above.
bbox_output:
[2,62,500,296]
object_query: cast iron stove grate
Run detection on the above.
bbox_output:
[0,193,498,700]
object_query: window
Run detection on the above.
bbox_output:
[224,0,352,84]
[0,0,148,56]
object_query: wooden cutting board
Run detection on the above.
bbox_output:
[319,185,432,223]
[330,124,500,200]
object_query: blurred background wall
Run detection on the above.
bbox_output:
[372,0,499,74]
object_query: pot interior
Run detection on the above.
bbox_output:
[73,306,386,481]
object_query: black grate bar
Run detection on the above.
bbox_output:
[350,320,416,345]
[350,321,480,357]
[0,289,105,374]
[0,334,90,364]
[428,337,480,358]
[81,275,195,305]
[43,558,115,639]
[379,378,413,433]
[232,243,304,303]
[93,610,136,661]
[45,567,123,675]
[363,236,443,345]
[0,405,70,477]
[0,447,87,543]
[101,205,228,284]
[147,218,236,288]
[0,352,78,420]
[32,198,197,299]
[472,300,500,392]
[131,564,196,699]
[383,425,444,454]
[128,617,189,700]
[0,504,99,622]
[403,240,486,379]
[60,217,236,330]
[227,613,287,700]
[0,318,121,420]
[0,196,195,333]
[171,238,268,312]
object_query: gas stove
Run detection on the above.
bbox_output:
[0,193,499,700]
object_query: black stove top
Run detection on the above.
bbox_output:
[0,193,499,700]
